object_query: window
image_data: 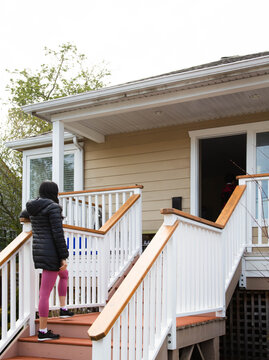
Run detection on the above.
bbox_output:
[256,131,269,174]
[29,154,75,199]
[23,144,83,206]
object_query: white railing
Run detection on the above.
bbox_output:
[0,230,35,353]
[89,221,179,360]
[34,228,107,310]
[165,185,247,317]
[0,188,142,353]
[221,193,247,290]
[34,194,142,311]
[175,218,224,316]
[59,185,143,229]
[239,174,269,248]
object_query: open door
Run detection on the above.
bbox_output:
[200,134,246,221]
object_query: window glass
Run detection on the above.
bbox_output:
[256,131,269,173]
[64,154,74,192]
[29,154,74,199]
[256,132,269,218]
[30,157,52,199]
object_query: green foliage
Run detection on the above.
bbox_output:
[0,42,110,245]
[4,42,110,142]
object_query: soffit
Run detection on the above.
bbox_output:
[67,87,269,136]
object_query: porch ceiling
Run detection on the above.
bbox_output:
[22,54,269,142]
[68,87,269,136]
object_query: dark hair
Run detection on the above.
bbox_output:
[39,181,59,203]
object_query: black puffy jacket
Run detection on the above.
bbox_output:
[20,197,69,271]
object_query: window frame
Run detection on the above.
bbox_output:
[189,120,269,216]
[22,143,83,207]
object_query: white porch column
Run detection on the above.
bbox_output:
[52,120,64,191]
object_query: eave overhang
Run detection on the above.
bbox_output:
[22,55,269,122]
[5,132,75,151]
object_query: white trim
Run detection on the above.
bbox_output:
[189,120,269,215]
[52,121,64,191]
[49,75,269,123]
[190,136,199,216]
[5,132,75,150]
[22,55,269,119]
[22,143,83,207]
[63,122,105,143]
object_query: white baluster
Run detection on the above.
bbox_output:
[82,197,86,228]
[136,286,143,360]
[95,195,99,230]
[1,264,8,340]
[121,307,128,359]
[113,318,120,360]
[10,256,16,331]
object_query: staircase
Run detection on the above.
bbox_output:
[6,313,99,360]
[1,177,269,359]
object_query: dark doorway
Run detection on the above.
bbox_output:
[200,134,246,221]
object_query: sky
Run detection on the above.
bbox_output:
[1,0,269,128]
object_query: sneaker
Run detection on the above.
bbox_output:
[60,308,74,318]
[38,329,60,341]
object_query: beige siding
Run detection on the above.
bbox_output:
[84,112,269,233]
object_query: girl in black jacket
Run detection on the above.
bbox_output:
[21,181,73,341]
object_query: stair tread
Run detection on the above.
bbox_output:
[19,336,92,346]
[35,312,100,325]
[5,357,65,360]
[176,315,224,329]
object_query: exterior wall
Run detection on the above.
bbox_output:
[84,112,269,232]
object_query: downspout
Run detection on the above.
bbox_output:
[72,136,83,151]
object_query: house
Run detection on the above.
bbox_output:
[2,52,269,359]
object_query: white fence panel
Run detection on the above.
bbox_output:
[176,220,223,316]
[0,235,35,353]
[59,187,142,229]
[239,176,269,248]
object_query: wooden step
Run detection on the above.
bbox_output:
[4,357,65,360]
[176,315,222,329]
[18,337,92,360]
[34,313,99,339]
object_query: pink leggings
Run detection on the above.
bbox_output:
[39,270,68,317]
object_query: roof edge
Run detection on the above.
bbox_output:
[5,131,76,151]
[22,54,269,120]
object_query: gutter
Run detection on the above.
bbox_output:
[5,132,76,151]
[22,55,269,121]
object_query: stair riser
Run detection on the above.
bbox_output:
[35,323,90,339]
[18,342,92,360]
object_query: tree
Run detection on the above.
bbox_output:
[0,43,110,245]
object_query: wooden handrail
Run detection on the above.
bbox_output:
[216,185,246,227]
[99,194,140,233]
[59,185,143,196]
[160,209,223,229]
[62,194,140,235]
[63,224,104,235]
[161,185,246,230]
[237,173,269,180]
[88,221,179,341]
[0,231,32,266]
[20,195,140,236]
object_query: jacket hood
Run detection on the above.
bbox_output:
[26,197,55,216]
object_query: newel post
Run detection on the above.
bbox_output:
[164,214,178,350]
[20,218,36,335]
[92,332,111,360]
[134,187,143,254]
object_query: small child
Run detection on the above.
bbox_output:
[221,173,236,208]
